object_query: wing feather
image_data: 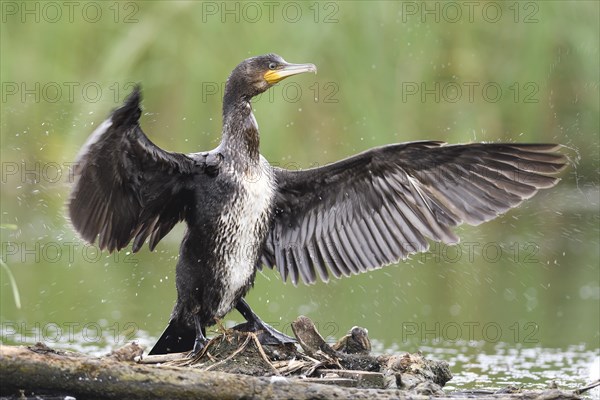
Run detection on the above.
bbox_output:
[263,141,566,285]
[69,87,196,253]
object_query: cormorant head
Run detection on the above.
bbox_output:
[225,54,317,101]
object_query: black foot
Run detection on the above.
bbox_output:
[234,298,296,346]
[188,315,209,357]
[189,336,209,357]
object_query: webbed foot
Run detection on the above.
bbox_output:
[234,298,296,345]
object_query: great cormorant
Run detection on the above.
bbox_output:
[68,54,566,355]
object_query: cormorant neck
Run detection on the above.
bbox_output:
[221,89,260,166]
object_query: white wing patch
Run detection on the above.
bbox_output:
[75,119,113,162]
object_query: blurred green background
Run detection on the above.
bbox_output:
[1,0,598,391]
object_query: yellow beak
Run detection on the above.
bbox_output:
[264,62,317,84]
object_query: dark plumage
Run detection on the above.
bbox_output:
[68,54,566,356]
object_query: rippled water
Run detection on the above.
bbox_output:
[423,343,599,397]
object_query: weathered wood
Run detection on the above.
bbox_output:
[0,344,421,400]
[316,369,386,388]
[301,377,357,387]
[1,343,587,400]
[291,315,338,359]
[0,345,584,400]
[0,317,588,400]
[573,379,599,395]
[291,316,381,372]
[138,352,187,364]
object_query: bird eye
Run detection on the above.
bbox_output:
[268,62,277,70]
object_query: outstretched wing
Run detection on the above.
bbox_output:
[261,141,567,285]
[68,86,196,253]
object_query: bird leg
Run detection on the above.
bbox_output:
[190,314,209,357]
[234,298,296,345]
